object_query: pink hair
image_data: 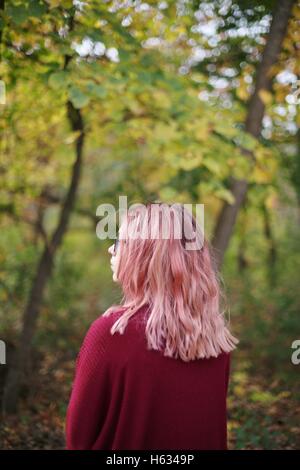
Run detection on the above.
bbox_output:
[103,202,238,361]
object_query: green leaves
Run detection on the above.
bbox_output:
[48,72,108,108]
[4,0,283,209]
[202,156,223,176]
[6,0,48,25]
[48,71,70,90]
[68,87,90,109]
[215,187,235,205]
[85,82,107,99]
[233,131,258,152]
[198,181,235,205]
[158,186,179,202]
[48,0,73,8]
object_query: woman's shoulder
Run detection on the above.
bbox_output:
[88,308,125,337]
[78,309,122,352]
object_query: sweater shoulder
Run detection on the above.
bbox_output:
[76,309,124,368]
[86,309,124,343]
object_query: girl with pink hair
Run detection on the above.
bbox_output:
[66,202,238,450]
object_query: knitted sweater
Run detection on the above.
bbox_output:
[66,306,231,450]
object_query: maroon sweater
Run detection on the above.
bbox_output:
[66,306,231,450]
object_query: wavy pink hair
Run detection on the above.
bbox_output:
[103,202,238,361]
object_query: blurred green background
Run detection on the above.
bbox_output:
[0,0,299,449]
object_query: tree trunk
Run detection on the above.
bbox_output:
[262,201,277,287]
[212,0,295,269]
[291,128,300,222]
[0,1,5,86]
[0,1,5,45]
[237,204,249,273]
[2,101,85,414]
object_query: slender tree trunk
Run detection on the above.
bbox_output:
[291,128,300,223]
[0,1,5,45]
[2,101,85,414]
[262,201,277,287]
[0,1,5,87]
[212,0,295,269]
[237,205,249,273]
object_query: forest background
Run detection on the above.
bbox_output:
[0,0,299,449]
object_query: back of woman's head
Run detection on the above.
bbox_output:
[103,202,238,361]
